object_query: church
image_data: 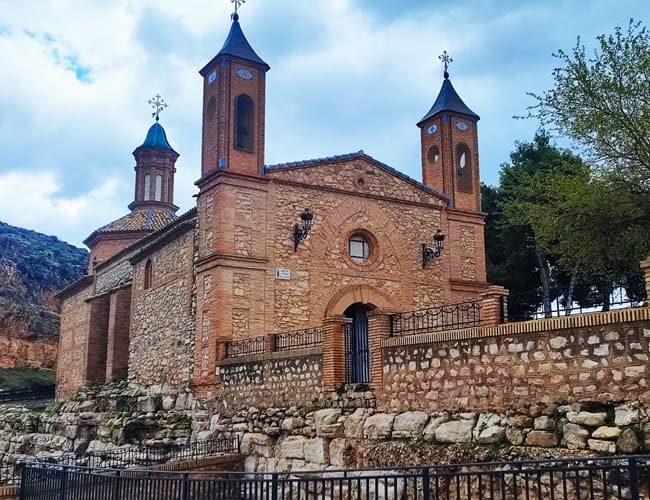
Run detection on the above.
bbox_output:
[55,10,491,401]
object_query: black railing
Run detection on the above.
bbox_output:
[507,277,647,322]
[274,327,322,351]
[0,385,55,403]
[19,455,650,500]
[1,434,239,487]
[391,301,482,336]
[225,336,266,358]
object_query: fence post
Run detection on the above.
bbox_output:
[18,463,27,500]
[641,256,650,303]
[628,457,640,500]
[479,286,509,326]
[271,472,279,500]
[58,466,67,500]
[112,470,121,500]
[181,472,190,500]
[422,466,430,499]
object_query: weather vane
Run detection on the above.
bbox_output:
[439,50,453,79]
[148,94,167,122]
[232,0,245,14]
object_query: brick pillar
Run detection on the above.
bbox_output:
[479,285,509,326]
[322,315,350,390]
[641,257,650,305]
[106,286,131,381]
[215,339,229,362]
[367,309,396,390]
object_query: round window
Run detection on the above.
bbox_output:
[348,233,370,263]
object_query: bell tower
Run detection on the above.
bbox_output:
[418,51,480,213]
[198,7,270,178]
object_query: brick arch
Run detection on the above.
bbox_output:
[311,198,410,269]
[324,284,394,317]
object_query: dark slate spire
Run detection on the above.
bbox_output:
[417,77,480,126]
[200,13,270,74]
[135,122,177,154]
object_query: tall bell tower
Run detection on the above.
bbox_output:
[198,7,270,178]
[418,51,481,213]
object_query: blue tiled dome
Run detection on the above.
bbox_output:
[137,122,177,152]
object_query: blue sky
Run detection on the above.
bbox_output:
[0,0,647,247]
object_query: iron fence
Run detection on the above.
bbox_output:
[1,434,239,487]
[344,321,370,384]
[225,336,266,358]
[391,301,482,336]
[506,277,647,322]
[19,455,650,499]
[274,327,322,351]
[0,385,55,403]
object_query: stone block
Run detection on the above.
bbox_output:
[563,423,589,450]
[591,426,621,440]
[137,397,158,413]
[313,409,341,436]
[507,415,532,428]
[525,431,558,448]
[244,455,257,473]
[363,413,395,439]
[435,420,474,444]
[474,425,505,444]
[616,428,641,454]
[303,437,329,464]
[566,411,607,427]
[505,427,524,446]
[277,435,306,459]
[344,408,367,438]
[588,439,615,454]
[423,413,449,441]
[240,433,272,456]
[534,416,555,431]
[329,438,350,467]
[614,403,639,427]
[162,396,176,411]
[392,411,429,439]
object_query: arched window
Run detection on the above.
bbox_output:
[144,259,152,290]
[456,144,473,193]
[235,94,254,151]
[427,146,440,165]
[144,175,151,201]
[155,175,162,201]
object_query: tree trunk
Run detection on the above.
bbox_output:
[601,282,612,312]
[565,264,579,316]
[535,250,552,318]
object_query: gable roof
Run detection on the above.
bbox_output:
[263,151,449,203]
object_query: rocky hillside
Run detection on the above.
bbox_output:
[0,221,88,369]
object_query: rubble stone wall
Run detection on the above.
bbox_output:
[378,317,650,414]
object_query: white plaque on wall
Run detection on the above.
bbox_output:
[275,268,291,280]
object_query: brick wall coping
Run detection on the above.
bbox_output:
[218,346,322,367]
[151,454,243,472]
[382,307,650,348]
[0,485,17,500]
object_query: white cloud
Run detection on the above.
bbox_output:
[0,170,123,247]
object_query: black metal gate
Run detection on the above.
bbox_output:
[344,305,370,384]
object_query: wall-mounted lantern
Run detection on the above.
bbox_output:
[293,208,314,252]
[422,229,445,268]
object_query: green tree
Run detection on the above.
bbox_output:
[527,19,650,196]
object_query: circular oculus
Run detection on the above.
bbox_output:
[427,124,438,135]
[455,121,469,131]
[237,69,253,80]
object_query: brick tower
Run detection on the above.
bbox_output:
[198,11,270,177]
[193,10,271,395]
[418,53,487,297]
[84,111,179,271]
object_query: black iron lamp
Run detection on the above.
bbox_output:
[422,229,445,268]
[294,208,314,252]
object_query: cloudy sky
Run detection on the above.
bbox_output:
[0,0,646,247]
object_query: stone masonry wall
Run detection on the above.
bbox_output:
[129,228,196,393]
[218,350,323,412]
[378,318,650,414]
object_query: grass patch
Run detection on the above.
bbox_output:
[0,367,55,391]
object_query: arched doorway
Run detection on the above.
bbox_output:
[344,303,373,384]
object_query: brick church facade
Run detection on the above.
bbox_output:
[56,13,494,400]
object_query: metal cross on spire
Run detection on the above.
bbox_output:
[439,50,453,79]
[232,0,245,14]
[148,94,167,122]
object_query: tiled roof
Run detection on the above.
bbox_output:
[84,209,179,246]
[418,77,479,126]
[263,151,449,202]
